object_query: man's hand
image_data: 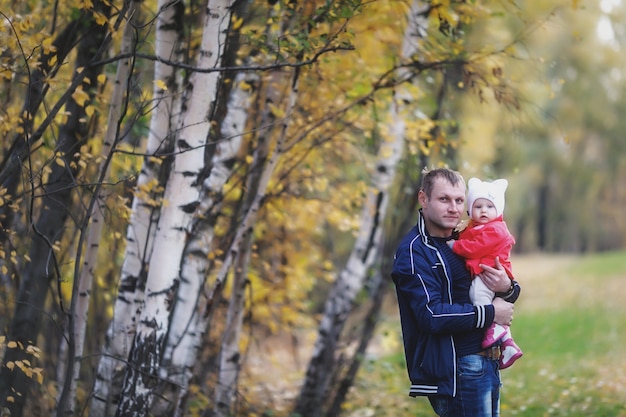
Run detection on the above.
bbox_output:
[478,257,511,293]
[493,297,514,326]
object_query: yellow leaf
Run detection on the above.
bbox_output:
[72,87,90,107]
[232,16,244,30]
[94,12,108,26]
[6,396,14,403]
[85,105,95,117]
[155,79,167,91]
[7,361,15,370]
[98,74,107,85]
[42,37,56,54]
[26,345,41,357]
[268,103,285,118]
[148,156,163,165]
[7,341,17,348]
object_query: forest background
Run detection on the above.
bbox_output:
[1,0,625,416]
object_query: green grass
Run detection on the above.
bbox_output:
[501,307,626,416]
[344,251,626,417]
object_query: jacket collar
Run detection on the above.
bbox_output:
[416,209,431,245]
[416,208,459,245]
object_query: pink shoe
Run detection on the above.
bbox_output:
[499,338,523,369]
[482,323,507,348]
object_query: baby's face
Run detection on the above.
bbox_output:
[470,198,498,224]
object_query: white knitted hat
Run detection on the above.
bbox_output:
[466,177,508,217]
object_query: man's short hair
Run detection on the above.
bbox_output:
[420,167,465,198]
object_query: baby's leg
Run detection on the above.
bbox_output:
[469,276,495,306]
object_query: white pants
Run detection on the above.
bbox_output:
[469,276,494,306]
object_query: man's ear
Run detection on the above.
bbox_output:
[418,190,427,207]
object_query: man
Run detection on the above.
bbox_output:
[391,168,520,416]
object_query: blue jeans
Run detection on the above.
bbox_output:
[428,354,501,417]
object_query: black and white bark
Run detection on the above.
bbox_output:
[293,2,427,415]
[91,0,184,414]
[55,3,143,416]
[155,70,256,417]
[115,1,236,415]
[0,2,113,414]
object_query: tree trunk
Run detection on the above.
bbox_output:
[90,0,184,414]
[326,269,387,417]
[293,2,427,415]
[206,60,301,417]
[211,7,290,411]
[115,1,235,415]
[212,79,272,417]
[55,2,141,415]
[153,70,255,417]
[0,3,112,413]
[0,17,88,337]
[154,0,254,410]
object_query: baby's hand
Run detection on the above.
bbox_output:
[446,240,454,249]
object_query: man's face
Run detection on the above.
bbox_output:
[419,177,466,237]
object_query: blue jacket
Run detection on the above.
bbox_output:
[391,209,496,397]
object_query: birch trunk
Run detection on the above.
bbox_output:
[212,6,294,412]
[153,71,255,417]
[326,268,386,417]
[293,2,427,415]
[0,5,111,414]
[0,19,87,334]
[211,64,300,417]
[116,1,235,415]
[91,0,184,414]
[55,3,142,416]
[212,80,273,417]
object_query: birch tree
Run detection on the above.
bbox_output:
[0,0,105,338]
[212,4,293,414]
[212,71,293,417]
[0,1,113,414]
[54,3,143,416]
[293,1,427,415]
[91,0,185,414]
[153,70,256,417]
[152,0,256,410]
[115,1,236,414]
[207,66,299,415]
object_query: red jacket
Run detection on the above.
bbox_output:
[452,216,515,279]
